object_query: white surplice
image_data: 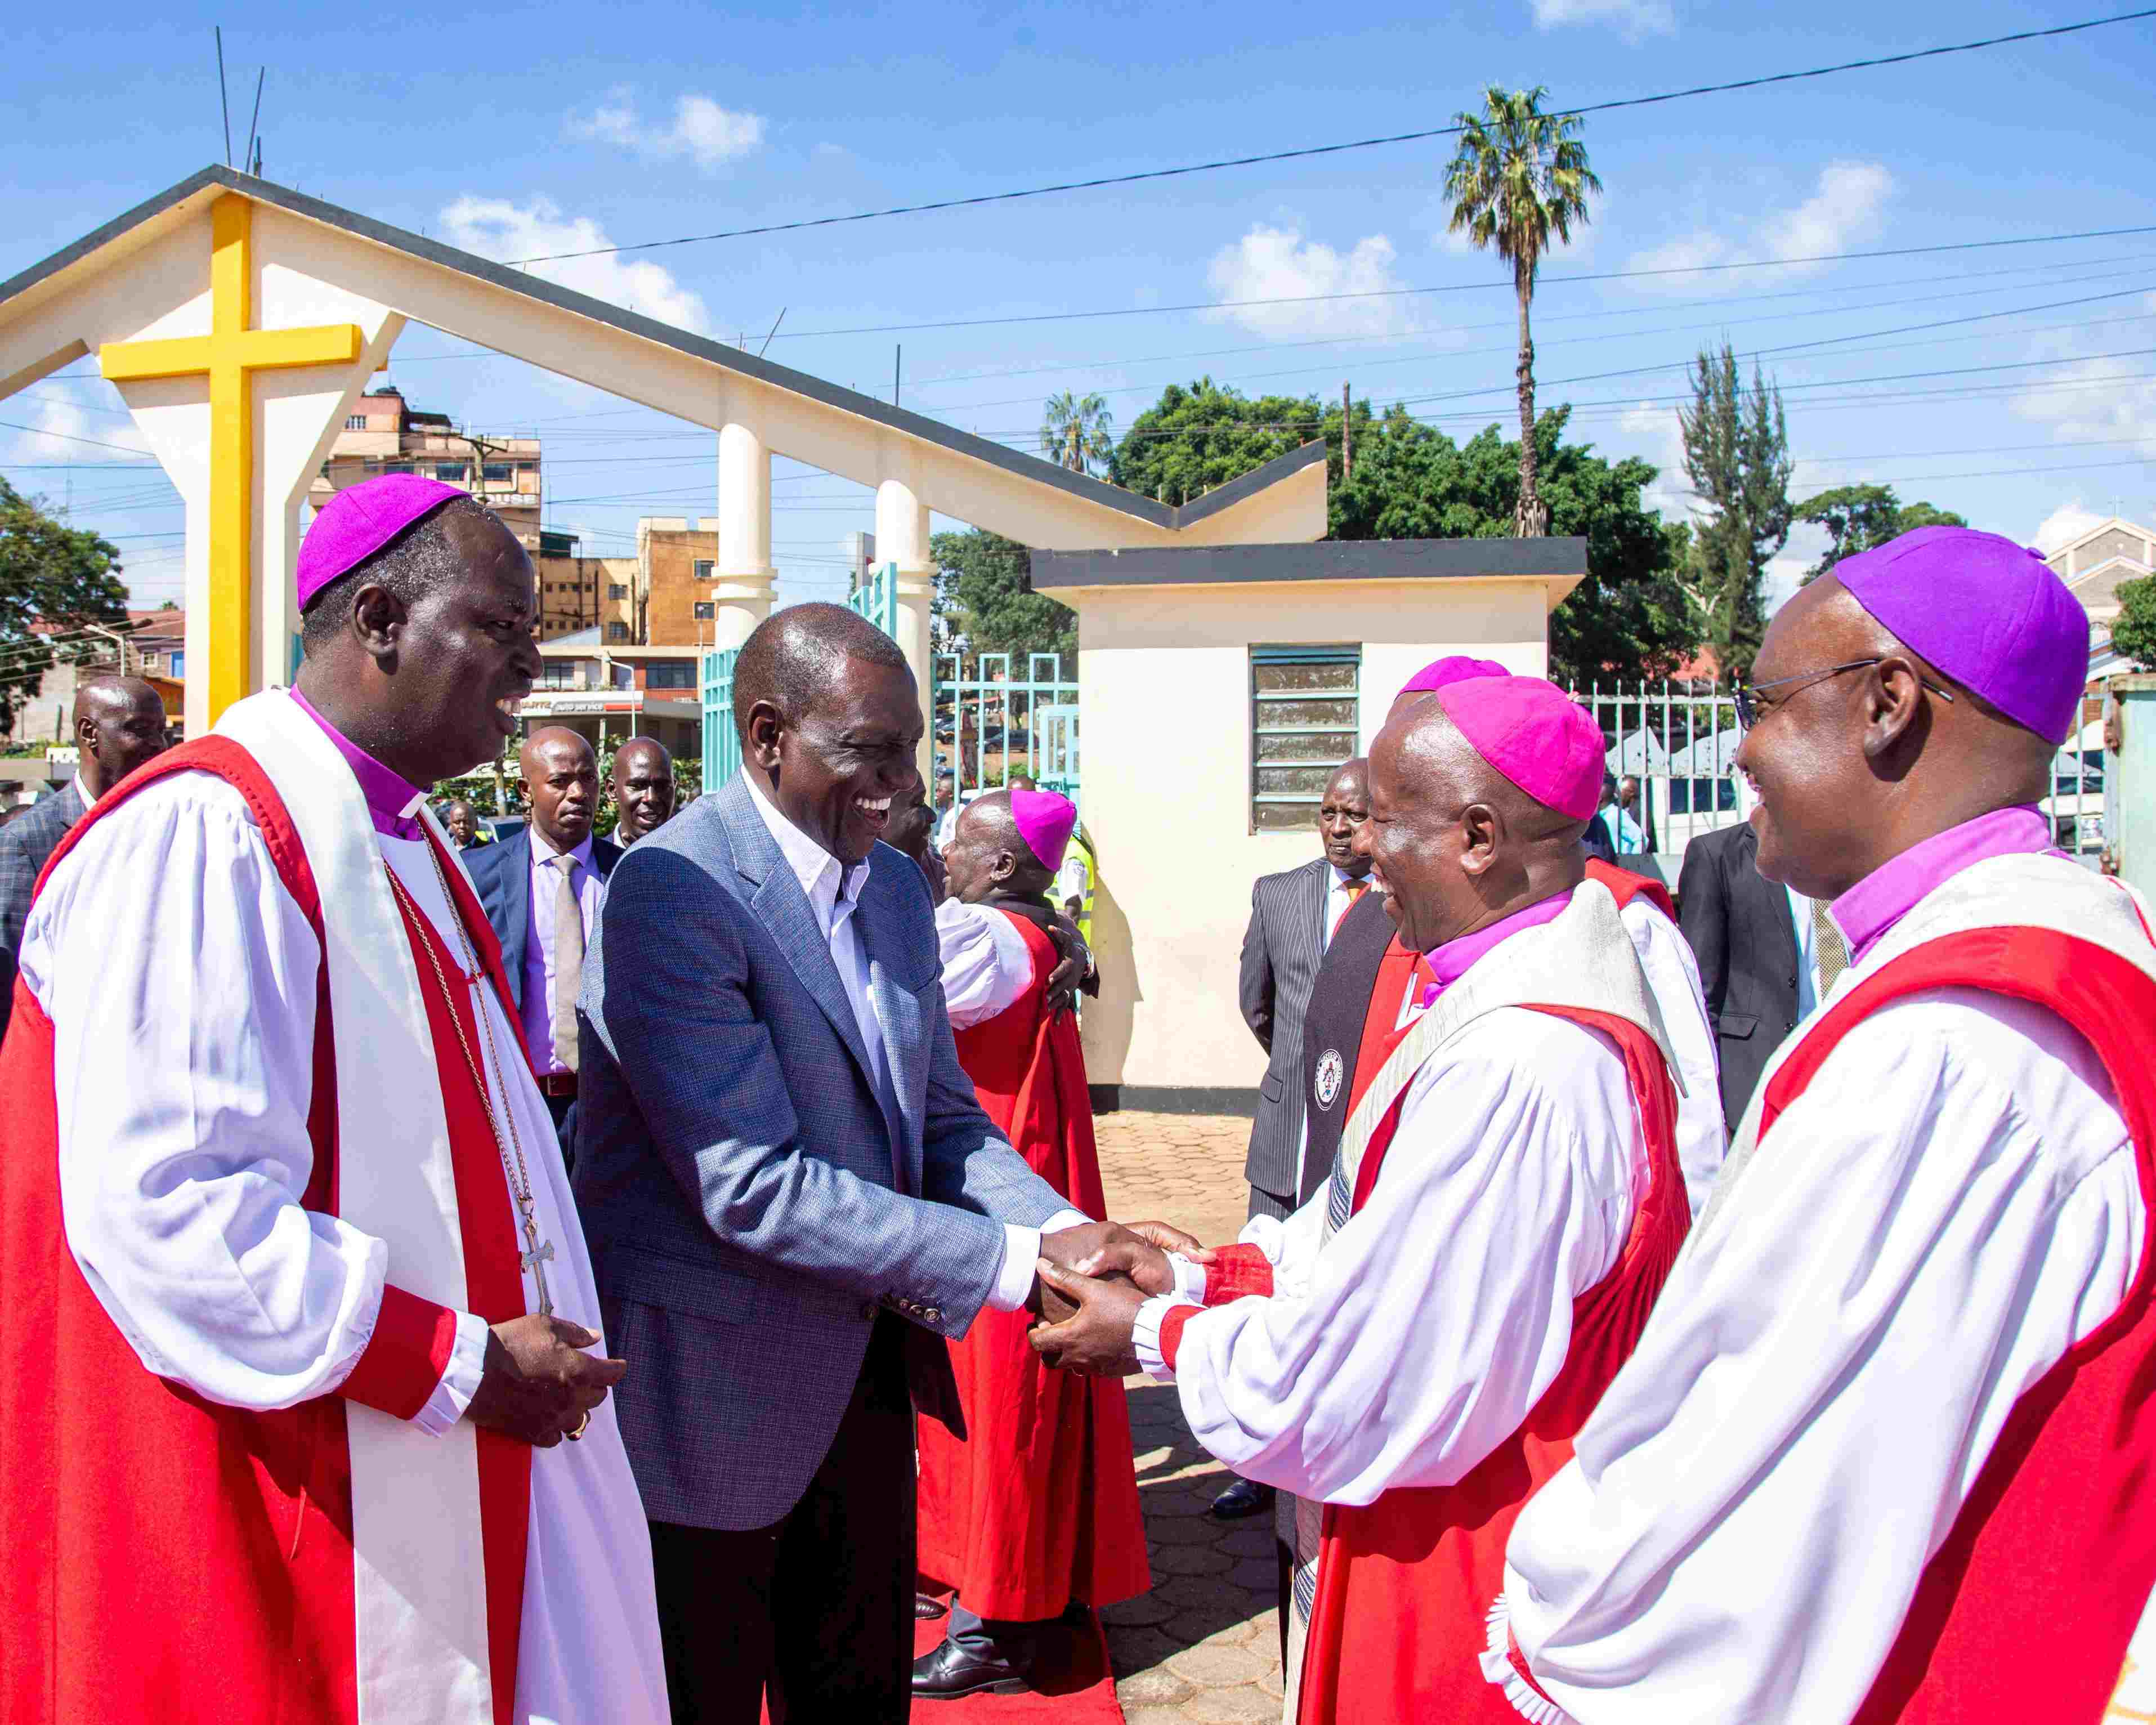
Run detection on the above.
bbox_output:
[1138,1007,1643,1506]
[22,768,669,1725]
[1491,989,2142,1725]
[934,895,1034,1030]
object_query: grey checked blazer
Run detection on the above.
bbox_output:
[574,773,1069,1531]
[0,780,84,1043]
[1238,856,1333,1199]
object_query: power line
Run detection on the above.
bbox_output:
[506,11,2156,265]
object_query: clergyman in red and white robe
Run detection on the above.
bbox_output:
[914,788,1149,1691]
[1109,678,1693,1723]
[0,685,668,1723]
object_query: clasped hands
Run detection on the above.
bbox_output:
[1027,1219,1215,1377]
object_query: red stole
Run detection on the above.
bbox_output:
[0,738,531,1725]
[1296,1005,1689,1725]
[1751,928,2156,1725]
[914,909,1151,1620]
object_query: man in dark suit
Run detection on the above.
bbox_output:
[575,603,1136,1723]
[1676,818,1813,1127]
[463,726,620,1146]
[0,675,168,1042]
[1222,757,1373,1520]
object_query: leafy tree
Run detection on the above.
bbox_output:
[1680,342,1792,679]
[1041,391,1115,476]
[0,477,131,734]
[1442,86,1601,538]
[929,528,1077,670]
[1796,483,1969,583]
[1332,404,1699,685]
[2113,573,2156,671]
[1107,377,1326,504]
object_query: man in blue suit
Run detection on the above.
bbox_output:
[464,726,621,1153]
[576,604,1134,1723]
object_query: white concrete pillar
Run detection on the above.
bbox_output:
[714,422,775,650]
[875,478,937,776]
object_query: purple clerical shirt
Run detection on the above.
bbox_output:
[1420,886,1577,1009]
[288,687,430,841]
[522,829,602,1076]
[1830,805,2058,965]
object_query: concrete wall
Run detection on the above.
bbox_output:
[1067,575,1558,1095]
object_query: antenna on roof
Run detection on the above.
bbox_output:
[213,28,233,166]
[244,66,265,178]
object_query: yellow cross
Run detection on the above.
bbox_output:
[100,194,363,723]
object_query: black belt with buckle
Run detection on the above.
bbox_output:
[535,1071,578,1098]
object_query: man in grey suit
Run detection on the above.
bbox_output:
[576,604,1135,1723]
[0,675,168,1042]
[1220,757,1372,1520]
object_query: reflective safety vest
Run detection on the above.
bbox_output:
[1066,830,1096,946]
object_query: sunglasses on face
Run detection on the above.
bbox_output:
[1732,658,1958,731]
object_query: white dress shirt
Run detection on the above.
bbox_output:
[742,778,1080,1312]
[1786,883,1822,1017]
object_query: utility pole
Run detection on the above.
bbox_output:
[1341,382,1353,484]
[894,345,902,408]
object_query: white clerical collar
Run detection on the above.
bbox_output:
[745,773,871,920]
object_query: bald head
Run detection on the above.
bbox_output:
[1359,700,1587,954]
[609,736,677,843]
[943,788,1055,906]
[732,602,910,742]
[442,799,480,847]
[73,674,169,797]
[518,726,598,852]
[1733,574,2057,899]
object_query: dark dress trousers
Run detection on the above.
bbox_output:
[1296,891,1401,1207]
[1237,857,1333,1218]
[1676,821,1801,1128]
[0,779,86,1047]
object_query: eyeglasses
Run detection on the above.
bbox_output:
[1732,658,1957,731]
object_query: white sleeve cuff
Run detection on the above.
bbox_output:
[1169,1252,1209,1303]
[1043,1206,1092,1235]
[1237,1212,1289,1263]
[1478,1594,1582,1725]
[990,1225,1044,1312]
[1133,1293,1198,1382]
[411,1309,490,1437]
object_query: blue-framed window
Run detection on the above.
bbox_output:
[1251,643,1360,832]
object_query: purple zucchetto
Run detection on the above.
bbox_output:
[1433,676,1605,822]
[1396,655,1510,703]
[1833,525,2089,746]
[297,475,470,611]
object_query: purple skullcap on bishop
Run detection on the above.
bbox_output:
[1833,525,2089,746]
[1433,676,1605,823]
[296,474,470,611]
[1010,788,1077,872]
[1398,655,1509,700]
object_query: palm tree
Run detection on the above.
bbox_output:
[1442,86,1601,537]
[1040,391,1114,477]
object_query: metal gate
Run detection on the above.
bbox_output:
[701,646,740,789]
[934,651,1080,809]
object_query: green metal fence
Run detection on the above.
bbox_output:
[701,647,740,789]
[934,650,1080,810]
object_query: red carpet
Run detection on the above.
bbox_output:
[755,1598,1125,1723]
[907,1596,1125,1722]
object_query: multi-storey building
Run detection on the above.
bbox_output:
[307,382,543,552]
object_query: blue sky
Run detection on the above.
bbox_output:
[5,0,2153,623]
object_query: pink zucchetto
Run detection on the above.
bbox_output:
[297,474,469,611]
[1397,655,1509,701]
[1432,676,1604,822]
[1010,788,1077,873]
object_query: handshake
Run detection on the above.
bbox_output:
[1025,1219,1216,1379]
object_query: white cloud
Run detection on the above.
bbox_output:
[2007,293,2156,444]
[0,388,151,470]
[570,89,765,172]
[2033,501,2109,553]
[1628,160,1894,292]
[441,195,711,334]
[1620,400,1690,517]
[1529,0,1674,42]
[1204,224,1416,340]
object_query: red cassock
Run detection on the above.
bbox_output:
[0,739,531,1725]
[915,909,1152,1621]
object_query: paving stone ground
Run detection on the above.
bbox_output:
[1092,1110,1284,1724]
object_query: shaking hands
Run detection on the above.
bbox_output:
[1028,1219,1217,1377]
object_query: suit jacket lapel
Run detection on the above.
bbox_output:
[502,829,532,1008]
[716,776,882,1092]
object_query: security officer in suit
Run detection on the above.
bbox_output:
[1676,819,1819,1127]
[1222,758,1374,1520]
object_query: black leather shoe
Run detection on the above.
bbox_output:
[911,1637,1032,1700]
[1210,1476,1276,1520]
[915,1592,950,1620]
